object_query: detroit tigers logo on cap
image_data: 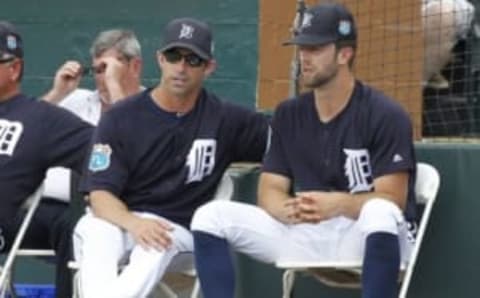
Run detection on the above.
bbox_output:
[301,13,313,30]
[338,20,352,36]
[88,143,112,172]
[179,23,194,39]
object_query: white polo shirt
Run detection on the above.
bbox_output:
[43,89,102,201]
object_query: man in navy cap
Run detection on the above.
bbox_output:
[191,3,416,298]
[0,20,93,297]
[73,17,268,298]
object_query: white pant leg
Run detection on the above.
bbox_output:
[107,213,193,298]
[191,201,339,263]
[336,198,413,264]
[74,212,193,298]
[74,212,130,298]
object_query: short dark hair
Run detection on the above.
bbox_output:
[335,40,356,68]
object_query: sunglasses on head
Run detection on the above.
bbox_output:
[163,49,205,67]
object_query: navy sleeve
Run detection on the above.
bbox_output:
[228,105,269,162]
[43,104,93,173]
[83,111,129,196]
[369,103,415,178]
[261,106,291,178]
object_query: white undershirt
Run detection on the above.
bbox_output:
[42,89,102,201]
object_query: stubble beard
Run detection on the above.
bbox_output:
[303,66,338,89]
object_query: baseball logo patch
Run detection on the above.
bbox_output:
[6,35,17,50]
[88,143,112,172]
[338,20,352,36]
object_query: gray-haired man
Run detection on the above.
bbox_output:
[41,29,144,298]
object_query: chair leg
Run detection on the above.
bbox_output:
[0,271,15,298]
[72,270,80,298]
[7,272,16,298]
[282,269,296,298]
[190,278,201,298]
[0,267,7,298]
[154,282,178,298]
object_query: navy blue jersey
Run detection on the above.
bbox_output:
[0,94,93,220]
[263,81,417,221]
[83,88,268,227]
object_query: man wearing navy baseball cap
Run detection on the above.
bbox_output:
[73,16,268,298]
[0,20,93,298]
[192,3,416,298]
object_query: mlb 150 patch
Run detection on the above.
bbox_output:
[89,143,112,172]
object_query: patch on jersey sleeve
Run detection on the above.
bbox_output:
[88,144,112,172]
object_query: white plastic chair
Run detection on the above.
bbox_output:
[0,184,57,298]
[71,172,235,298]
[276,162,441,298]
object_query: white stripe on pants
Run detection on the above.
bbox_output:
[73,211,193,298]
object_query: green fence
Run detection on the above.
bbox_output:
[0,0,259,108]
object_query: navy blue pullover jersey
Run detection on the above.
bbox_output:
[0,94,93,220]
[84,88,268,227]
[263,81,417,222]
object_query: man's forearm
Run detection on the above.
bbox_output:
[337,191,404,220]
[41,89,68,104]
[90,190,138,231]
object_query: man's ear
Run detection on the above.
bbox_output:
[204,59,217,77]
[131,57,143,76]
[10,59,22,82]
[156,50,165,67]
[337,47,354,66]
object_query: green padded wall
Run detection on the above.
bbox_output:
[0,0,259,108]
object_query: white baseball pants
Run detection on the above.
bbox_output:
[191,199,414,265]
[73,211,193,298]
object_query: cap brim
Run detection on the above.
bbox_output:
[0,50,15,60]
[282,34,335,46]
[159,42,211,60]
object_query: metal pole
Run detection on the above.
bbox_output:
[0,185,44,294]
[289,0,307,97]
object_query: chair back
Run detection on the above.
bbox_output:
[415,162,441,205]
[399,162,441,298]
[211,173,234,201]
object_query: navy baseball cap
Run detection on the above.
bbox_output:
[284,3,357,46]
[0,21,23,60]
[159,18,213,60]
